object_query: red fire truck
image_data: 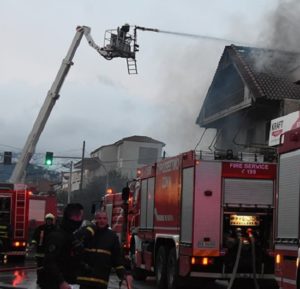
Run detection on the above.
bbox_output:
[104,150,277,289]
[275,127,300,289]
[0,183,30,262]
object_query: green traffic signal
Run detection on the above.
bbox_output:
[45,152,53,166]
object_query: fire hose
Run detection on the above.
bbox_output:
[227,233,260,289]
[250,235,260,289]
[227,237,242,289]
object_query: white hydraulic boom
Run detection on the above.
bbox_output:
[9,25,137,183]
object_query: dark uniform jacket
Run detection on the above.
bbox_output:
[42,223,83,289]
[31,224,56,257]
[77,225,125,288]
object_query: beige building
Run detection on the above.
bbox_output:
[63,135,165,193]
[89,135,165,179]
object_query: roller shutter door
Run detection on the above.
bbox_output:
[224,178,274,206]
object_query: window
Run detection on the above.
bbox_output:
[0,196,11,224]
[138,147,158,165]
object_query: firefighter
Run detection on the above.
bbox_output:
[77,211,126,289]
[42,203,84,289]
[117,23,130,47]
[119,23,130,39]
[31,213,56,285]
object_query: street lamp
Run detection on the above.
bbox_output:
[68,161,73,204]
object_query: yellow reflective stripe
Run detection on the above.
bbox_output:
[115,265,124,270]
[35,253,45,257]
[31,240,37,244]
[0,225,7,229]
[77,276,108,285]
[84,248,111,255]
[86,226,95,236]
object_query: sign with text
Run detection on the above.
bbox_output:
[230,215,260,226]
[222,162,276,179]
[269,111,300,146]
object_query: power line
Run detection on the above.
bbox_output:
[0,143,22,150]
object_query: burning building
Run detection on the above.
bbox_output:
[196,44,300,160]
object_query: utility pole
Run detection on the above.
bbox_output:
[58,151,83,203]
[67,161,73,204]
[79,140,85,192]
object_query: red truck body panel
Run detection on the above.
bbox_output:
[154,156,181,233]
[28,194,58,242]
[28,194,58,228]
[193,161,222,257]
[275,127,300,289]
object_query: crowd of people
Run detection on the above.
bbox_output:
[31,203,130,289]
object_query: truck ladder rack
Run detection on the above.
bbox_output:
[14,191,26,239]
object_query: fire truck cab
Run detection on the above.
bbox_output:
[275,127,300,289]
[114,150,277,289]
[0,183,30,262]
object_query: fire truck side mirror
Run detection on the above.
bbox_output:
[122,187,130,202]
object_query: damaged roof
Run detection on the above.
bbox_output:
[197,45,300,126]
[229,45,300,100]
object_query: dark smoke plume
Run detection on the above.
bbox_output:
[254,0,300,80]
[263,0,300,52]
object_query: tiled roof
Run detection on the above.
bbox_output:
[115,135,165,145]
[229,45,300,100]
[91,135,165,154]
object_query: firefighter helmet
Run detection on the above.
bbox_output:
[45,213,55,220]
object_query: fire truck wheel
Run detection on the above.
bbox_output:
[167,247,181,289]
[155,246,168,289]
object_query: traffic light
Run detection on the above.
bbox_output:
[3,151,12,164]
[45,152,53,166]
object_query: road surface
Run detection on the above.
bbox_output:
[0,259,277,289]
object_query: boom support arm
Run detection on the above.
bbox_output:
[9,26,113,183]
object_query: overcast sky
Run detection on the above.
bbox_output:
[0,0,293,165]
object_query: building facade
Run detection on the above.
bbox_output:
[196,45,300,161]
[89,135,165,179]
